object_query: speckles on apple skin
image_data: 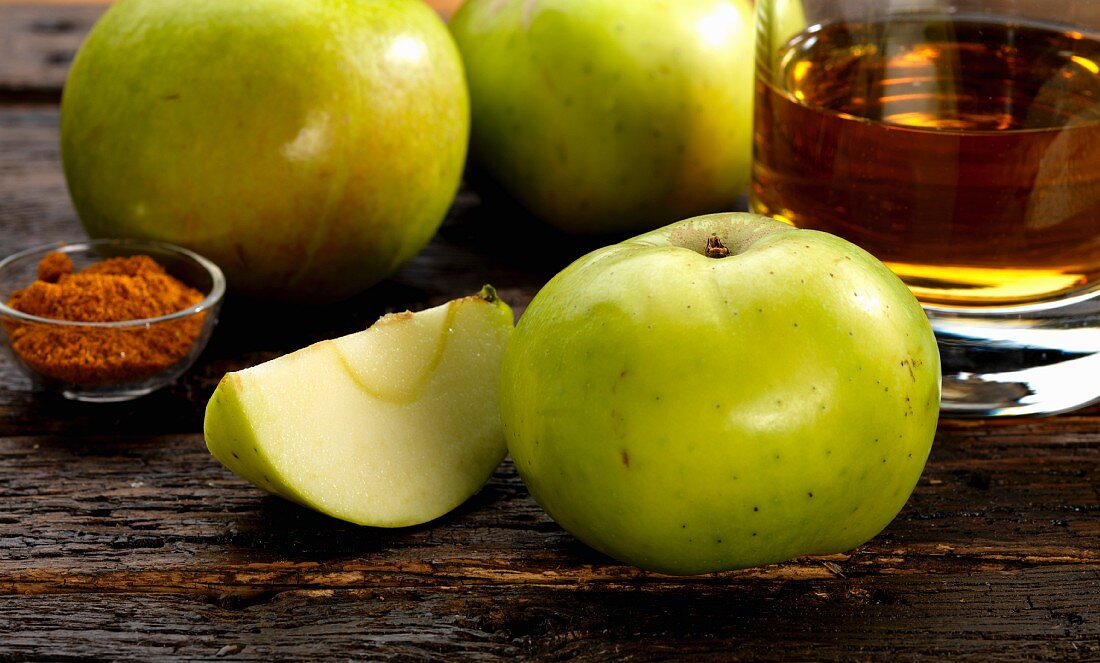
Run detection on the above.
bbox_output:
[611,369,629,393]
[900,357,919,382]
[620,450,630,468]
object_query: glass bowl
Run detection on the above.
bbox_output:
[0,239,225,402]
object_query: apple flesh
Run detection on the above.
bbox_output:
[204,288,513,526]
[61,0,468,302]
[500,213,940,574]
[450,0,757,235]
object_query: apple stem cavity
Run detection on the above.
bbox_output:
[704,235,731,259]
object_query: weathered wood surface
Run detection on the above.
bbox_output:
[0,3,102,100]
[2,571,1095,661]
[0,430,1097,659]
[1,3,1099,660]
[2,426,1098,585]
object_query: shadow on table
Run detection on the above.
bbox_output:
[220,476,522,558]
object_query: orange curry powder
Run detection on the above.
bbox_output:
[4,252,206,385]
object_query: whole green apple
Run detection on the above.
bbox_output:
[450,0,756,234]
[61,0,468,301]
[501,213,940,575]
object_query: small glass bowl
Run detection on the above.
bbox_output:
[0,239,225,402]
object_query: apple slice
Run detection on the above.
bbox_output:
[203,287,514,526]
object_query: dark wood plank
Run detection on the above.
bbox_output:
[0,423,1095,592]
[0,3,104,100]
[2,571,1097,661]
[0,427,1096,659]
[0,105,75,254]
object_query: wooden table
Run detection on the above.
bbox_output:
[1,3,1097,659]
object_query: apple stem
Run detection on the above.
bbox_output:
[704,235,731,259]
[478,284,500,303]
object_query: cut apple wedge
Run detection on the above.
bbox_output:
[203,287,514,527]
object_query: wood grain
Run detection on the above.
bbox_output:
[0,429,1095,587]
[1,425,1096,588]
[0,427,1096,658]
[2,574,1096,661]
[0,4,104,98]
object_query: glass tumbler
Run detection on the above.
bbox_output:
[753,0,1100,416]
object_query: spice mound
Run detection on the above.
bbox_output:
[4,252,206,386]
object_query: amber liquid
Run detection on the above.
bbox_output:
[753,15,1100,305]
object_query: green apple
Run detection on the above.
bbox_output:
[501,213,940,574]
[204,288,513,526]
[450,0,757,235]
[61,0,468,302]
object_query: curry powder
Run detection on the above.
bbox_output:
[4,252,206,385]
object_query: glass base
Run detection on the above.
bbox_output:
[927,286,1100,417]
[61,386,160,403]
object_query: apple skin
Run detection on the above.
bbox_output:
[450,0,756,235]
[61,0,468,302]
[500,213,940,575]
